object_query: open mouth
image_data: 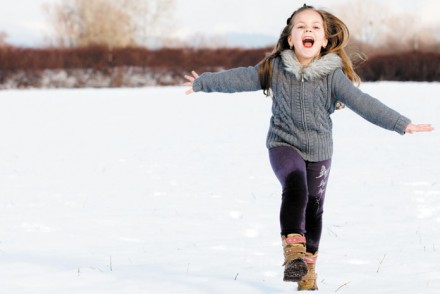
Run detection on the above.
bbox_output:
[302,37,315,48]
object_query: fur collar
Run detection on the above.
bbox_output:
[280,50,342,81]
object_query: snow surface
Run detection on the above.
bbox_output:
[0,83,439,293]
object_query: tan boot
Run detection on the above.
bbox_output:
[297,252,318,291]
[282,234,308,282]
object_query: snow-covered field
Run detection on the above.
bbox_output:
[0,83,439,293]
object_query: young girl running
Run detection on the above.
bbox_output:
[183,4,433,291]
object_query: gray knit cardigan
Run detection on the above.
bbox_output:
[192,50,411,161]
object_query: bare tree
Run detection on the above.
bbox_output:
[383,15,439,52]
[131,0,176,46]
[44,0,175,48]
[335,0,388,45]
[336,0,439,53]
[0,31,10,47]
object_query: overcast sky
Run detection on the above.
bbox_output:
[0,0,439,47]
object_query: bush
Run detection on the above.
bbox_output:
[356,51,440,82]
[0,46,439,88]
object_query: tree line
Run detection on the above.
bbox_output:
[0,45,439,88]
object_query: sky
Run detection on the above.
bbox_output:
[0,0,439,47]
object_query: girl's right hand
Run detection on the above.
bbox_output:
[183,71,199,95]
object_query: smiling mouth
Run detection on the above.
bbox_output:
[302,37,315,48]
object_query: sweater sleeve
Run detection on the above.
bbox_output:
[192,65,261,93]
[332,69,411,135]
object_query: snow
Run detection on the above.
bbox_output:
[0,83,439,293]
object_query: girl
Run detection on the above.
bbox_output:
[183,4,433,291]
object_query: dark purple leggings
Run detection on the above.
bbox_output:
[269,146,331,254]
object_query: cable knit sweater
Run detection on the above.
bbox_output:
[192,50,411,161]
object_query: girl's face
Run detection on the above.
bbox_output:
[288,9,328,66]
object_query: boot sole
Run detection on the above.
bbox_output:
[283,258,308,282]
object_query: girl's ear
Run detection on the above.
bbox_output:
[322,38,328,48]
[288,35,293,49]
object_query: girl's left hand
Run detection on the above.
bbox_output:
[183,71,199,95]
[405,123,434,134]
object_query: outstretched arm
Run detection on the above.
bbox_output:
[333,69,434,135]
[183,65,261,94]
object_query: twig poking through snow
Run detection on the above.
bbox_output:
[234,273,239,280]
[327,227,338,238]
[335,281,351,292]
[377,254,386,273]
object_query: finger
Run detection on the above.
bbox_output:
[191,71,199,78]
[418,124,434,132]
[185,88,194,95]
[184,74,195,82]
[182,82,193,87]
[416,124,432,130]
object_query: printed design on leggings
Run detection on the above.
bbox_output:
[316,165,330,196]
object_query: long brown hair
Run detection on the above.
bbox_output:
[258,5,361,96]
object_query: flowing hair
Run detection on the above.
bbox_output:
[258,5,361,97]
